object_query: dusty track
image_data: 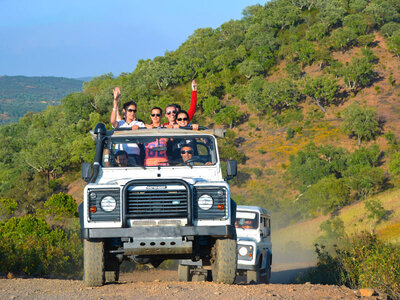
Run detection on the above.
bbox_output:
[0,264,368,300]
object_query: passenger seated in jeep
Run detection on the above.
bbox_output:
[115,150,129,167]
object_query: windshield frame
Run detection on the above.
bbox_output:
[101,134,219,168]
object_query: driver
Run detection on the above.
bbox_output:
[180,145,212,166]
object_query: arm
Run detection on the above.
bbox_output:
[187,80,197,122]
[110,87,121,128]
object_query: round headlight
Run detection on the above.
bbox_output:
[100,196,116,212]
[238,246,248,256]
[89,192,97,200]
[198,194,213,210]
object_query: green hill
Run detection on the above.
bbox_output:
[0,0,399,231]
[0,76,83,124]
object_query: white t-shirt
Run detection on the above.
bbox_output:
[114,120,145,155]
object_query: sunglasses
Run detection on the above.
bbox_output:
[151,113,161,117]
[181,150,193,154]
[177,118,188,121]
[166,111,177,115]
[127,109,137,113]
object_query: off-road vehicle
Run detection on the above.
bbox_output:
[235,205,272,284]
[79,123,238,286]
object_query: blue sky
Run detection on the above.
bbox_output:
[0,0,265,78]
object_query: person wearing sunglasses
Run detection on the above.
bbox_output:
[110,86,145,130]
[164,80,198,127]
[110,87,145,165]
[145,107,164,129]
[180,145,212,166]
[176,110,199,130]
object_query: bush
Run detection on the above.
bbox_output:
[0,198,17,219]
[44,192,78,219]
[0,215,82,278]
[299,233,400,299]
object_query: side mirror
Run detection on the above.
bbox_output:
[81,162,92,182]
[226,160,237,178]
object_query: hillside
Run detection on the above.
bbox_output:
[0,0,399,229]
[0,75,84,124]
[274,187,400,263]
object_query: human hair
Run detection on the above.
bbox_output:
[176,110,189,119]
[115,150,128,158]
[123,101,137,111]
[165,104,178,113]
[151,106,162,115]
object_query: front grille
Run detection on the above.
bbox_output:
[126,184,188,219]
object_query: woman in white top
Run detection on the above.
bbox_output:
[110,86,144,129]
[110,87,145,165]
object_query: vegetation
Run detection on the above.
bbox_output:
[0,0,400,280]
[299,233,400,299]
[0,76,83,124]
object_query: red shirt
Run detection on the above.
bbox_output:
[163,90,197,126]
[144,138,169,166]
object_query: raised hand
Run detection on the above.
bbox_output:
[192,80,197,91]
[113,87,121,102]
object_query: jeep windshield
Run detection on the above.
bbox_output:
[235,211,259,230]
[102,134,217,168]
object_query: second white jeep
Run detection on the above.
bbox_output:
[236,205,272,284]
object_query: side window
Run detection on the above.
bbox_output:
[260,217,267,237]
[267,217,271,236]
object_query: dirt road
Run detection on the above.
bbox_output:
[0,264,375,300]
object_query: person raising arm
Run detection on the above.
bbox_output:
[110,87,144,130]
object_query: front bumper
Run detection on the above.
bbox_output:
[81,225,234,239]
[237,263,257,271]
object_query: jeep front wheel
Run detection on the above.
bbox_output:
[83,239,105,287]
[211,238,237,284]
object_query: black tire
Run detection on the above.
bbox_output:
[83,239,105,287]
[178,264,191,281]
[211,239,237,284]
[263,265,271,284]
[105,255,120,283]
[247,270,260,284]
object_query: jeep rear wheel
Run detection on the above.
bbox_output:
[211,238,237,284]
[83,239,105,287]
[178,264,191,281]
[105,255,120,283]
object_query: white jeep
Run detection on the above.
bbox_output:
[236,205,272,284]
[79,123,238,286]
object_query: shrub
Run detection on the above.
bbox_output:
[0,215,82,278]
[299,233,400,299]
[286,127,295,140]
[0,198,18,219]
[44,192,78,219]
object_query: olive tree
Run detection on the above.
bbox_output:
[341,102,380,146]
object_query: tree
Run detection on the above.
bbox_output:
[287,143,332,191]
[388,30,400,59]
[364,198,388,234]
[330,27,358,51]
[302,177,350,215]
[303,75,339,113]
[202,96,221,116]
[214,106,243,129]
[341,102,380,146]
[238,59,264,79]
[340,50,377,90]
[388,152,400,176]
